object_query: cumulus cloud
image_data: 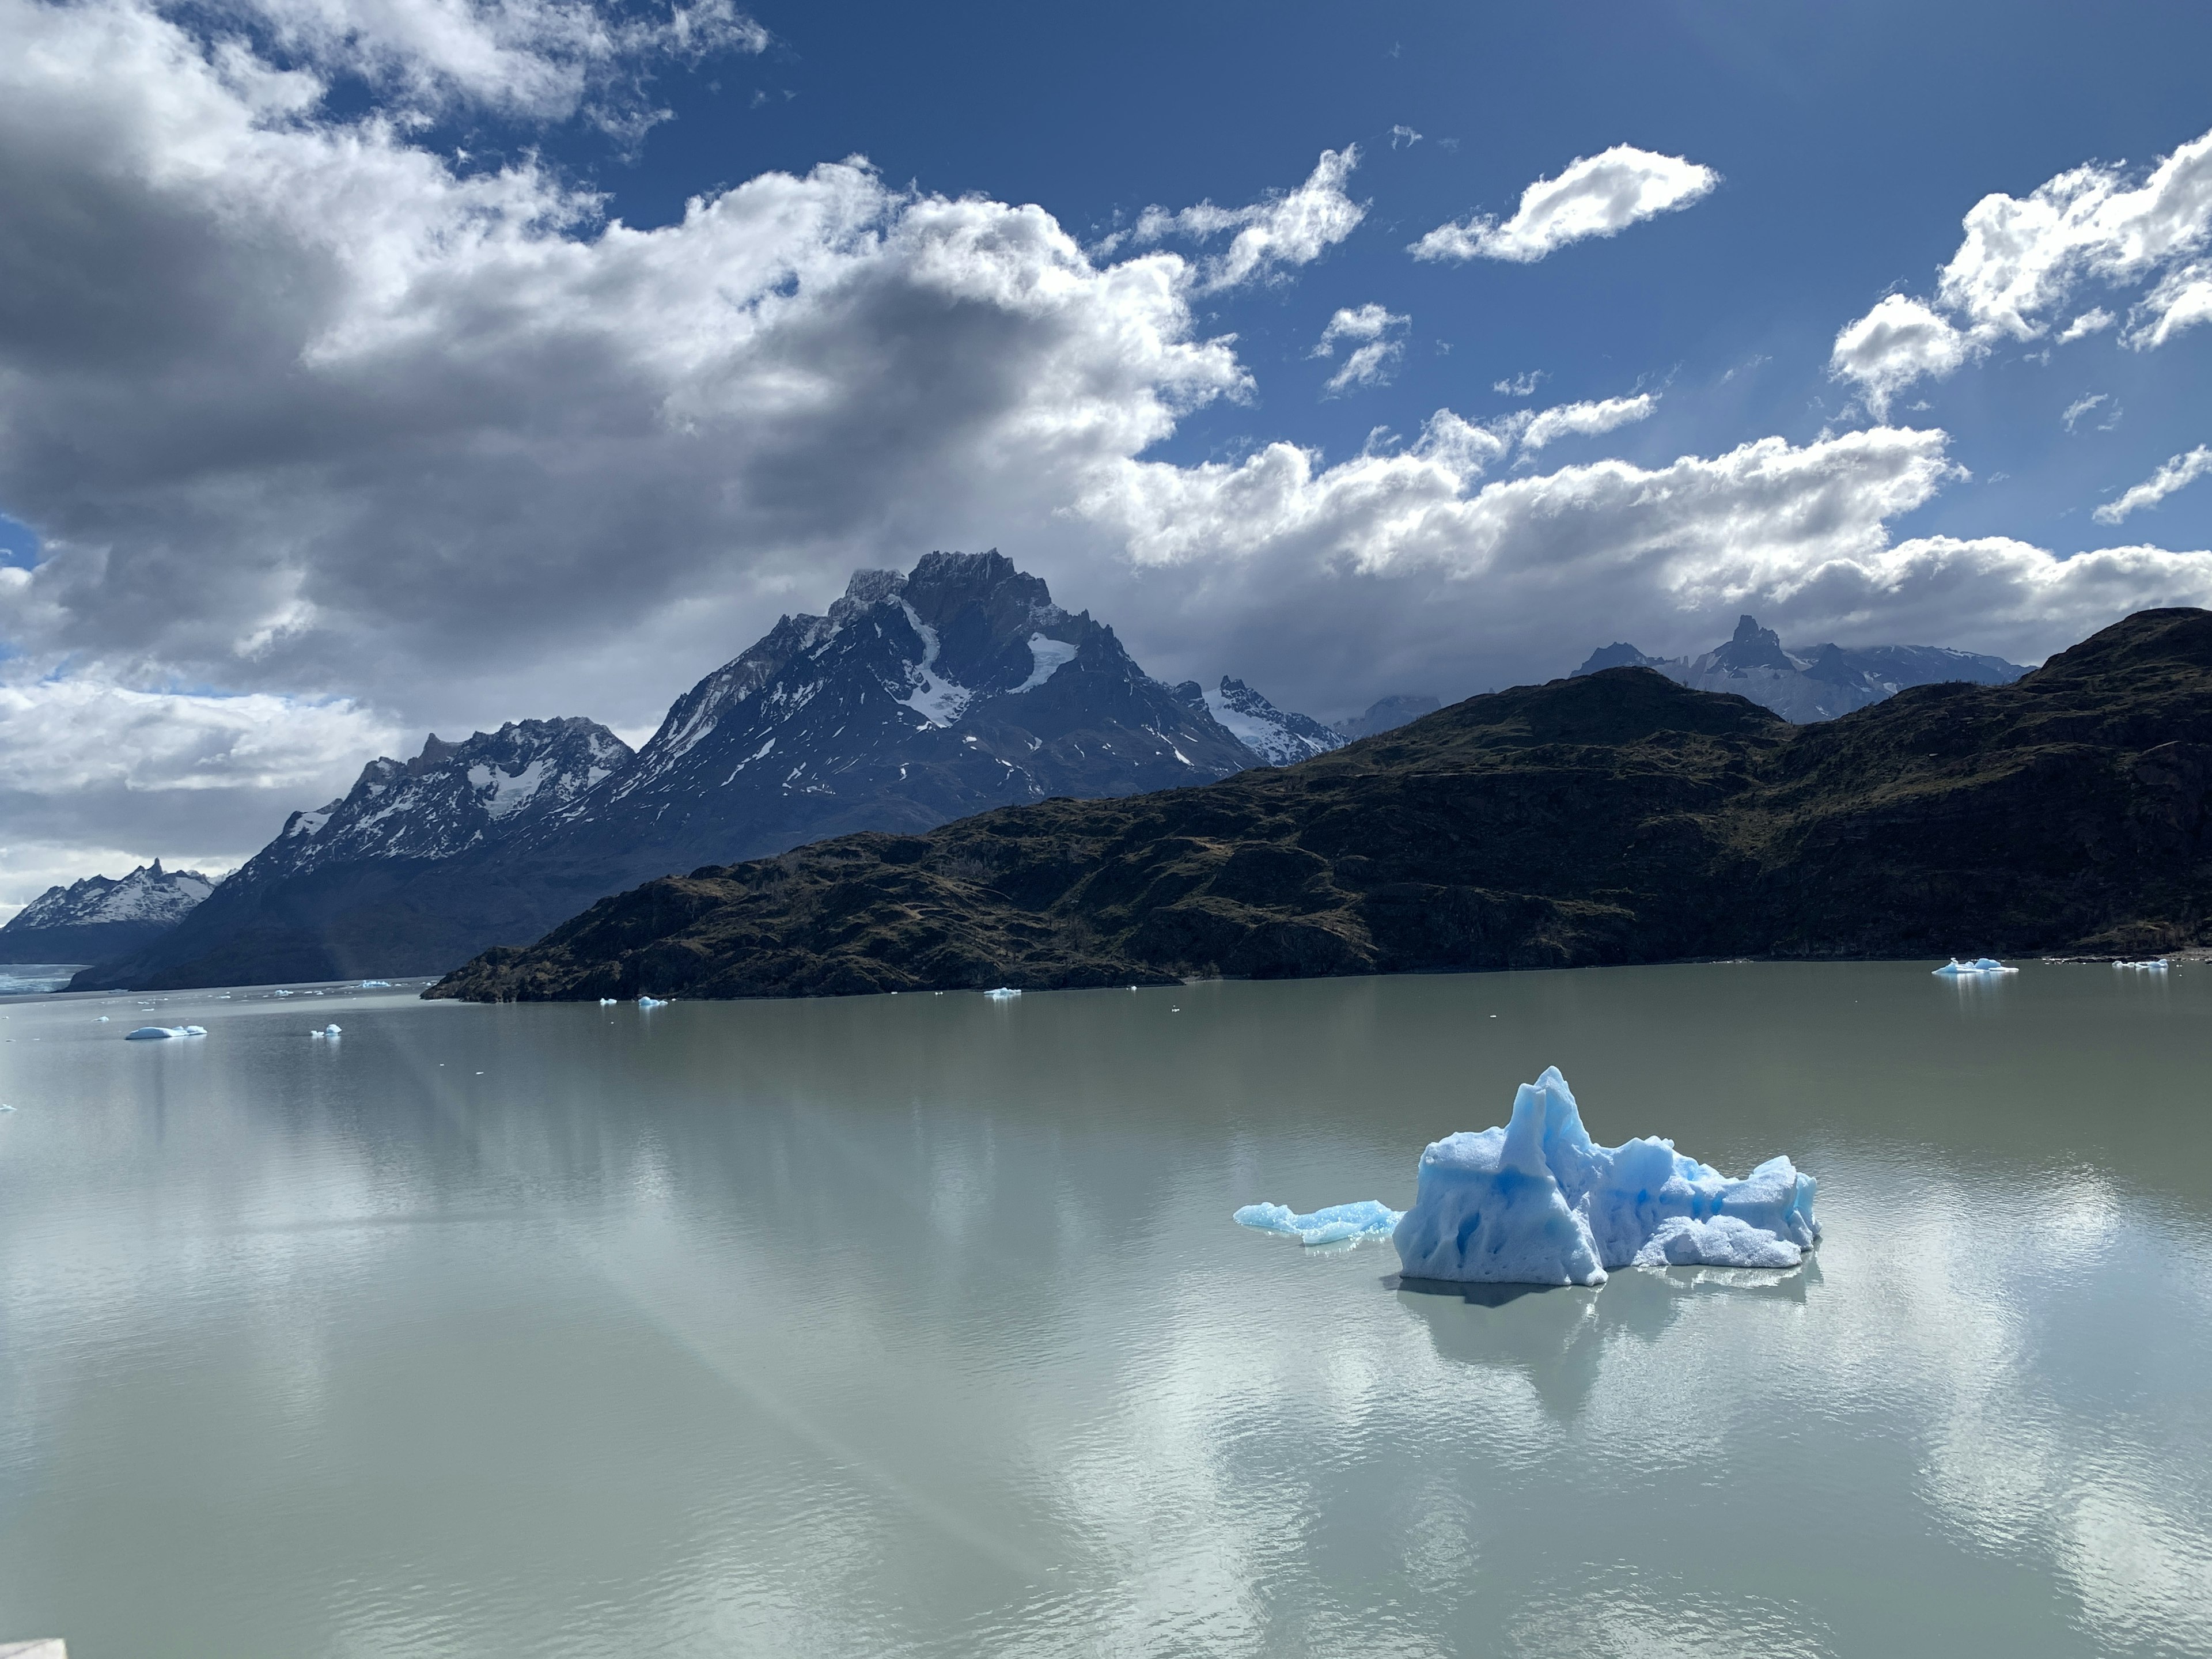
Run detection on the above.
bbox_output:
[1831,124,2212,410]
[1828,295,1973,420]
[1113,147,1366,291]
[2094,446,2212,525]
[1311,304,1409,393]
[1410,145,1719,264]
[1071,419,2212,711]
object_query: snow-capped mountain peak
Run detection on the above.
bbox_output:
[259,718,635,880]
[1199,677,1347,766]
[1573,615,2028,722]
[7,860,219,935]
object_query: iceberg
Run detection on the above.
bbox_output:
[1391,1067,1819,1286]
[599,997,618,1005]
[984,987,1021,1001]
[637,995,668,1008]
[125,1025,206,1040]
[2115,958,2171,971]
[310,1024,341,1038]
[1934,957,2017,976]
[1234,1199,1404,1246]
[359,979,392,988]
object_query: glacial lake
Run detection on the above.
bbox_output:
[2,963,2209,1657]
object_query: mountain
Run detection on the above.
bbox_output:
[1334,694,1441,738]
[430,608,2212,1002]
[1,861,219,963]
[74,718,635,990]
[1576,615,2029,722]
[76,551,1262,991]
[1198,677,1347,765]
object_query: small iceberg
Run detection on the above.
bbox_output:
[125,1025,206,1040]
[984,987,1021,1001]
[1234,1200,1404,1246]
[1390,1067,1819,1286]
[2115,958,2171,971]
[310,1024,341,1038]
[599,997,618,1006]
[638,995,668,1009]
[359,979,392,988]
[1934,957,2018,976]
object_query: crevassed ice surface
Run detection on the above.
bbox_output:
[1391,1065,1818,1284]
[2,964,2211,1658]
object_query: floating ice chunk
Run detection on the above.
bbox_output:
[359,979,392,988]
[126,1025,205,1040]
[985,987,1021,1001]
[274,989,294,997]
[1235,1199,1404,1245]
[638,995,668,1008]
[1934,957,2017,976]
[310,1024,341,1038]
[2115,958,2171,971]
[1630,1214,1804,1270]
[1390,1067,1819,1286]
[599,997,618,1005]
[96,1016,109,1022]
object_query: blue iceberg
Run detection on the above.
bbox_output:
[125,1025,206,1040]
[1391,1067,1819,1286]
[1234,1199,1404,1246]
[1934,957,2017,976]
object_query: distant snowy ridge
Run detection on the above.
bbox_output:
[1575,615,2028,722]
[2,859,224,968]
[7,859,217,934]
[1198,677,1347,766]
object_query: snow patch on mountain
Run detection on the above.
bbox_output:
[1011,634,1080,692]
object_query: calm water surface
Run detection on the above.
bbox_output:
[2,964,2209,1657]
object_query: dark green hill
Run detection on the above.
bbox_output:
[429,609,2212,1002]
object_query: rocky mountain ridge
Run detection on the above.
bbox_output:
[430,608,2212,1003]
[2,861,219,963]
[1576,616,2029,722]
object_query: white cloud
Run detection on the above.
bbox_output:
[1311,304,1408,393]
[1116,147,1366,291]
[1389,124,1421,150]
[2133,262,2212,351]
[1828,294,1972,420]
[1493,369,1547,397]
[1516,393,1657,452]
[2059,308,2115,342]
[0,675,403,908]
[2062,393,2109,432]
[228,0,766,135]
[1831,124,2212,410]
[2094,446,2212,524]
[1410,145,1719,264]
[1070,419,2212,711]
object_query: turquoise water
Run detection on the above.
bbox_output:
[1,963,2208,1656]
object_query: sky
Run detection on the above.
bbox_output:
[3,0,2211,912]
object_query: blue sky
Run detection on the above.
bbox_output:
[1,0,2210,897]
